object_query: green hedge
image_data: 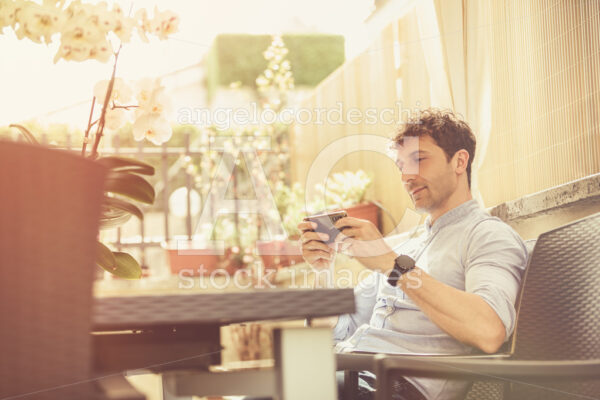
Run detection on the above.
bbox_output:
[206,33,345,98]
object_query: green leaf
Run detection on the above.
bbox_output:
[96,242,117,272]
[103,196,143,220]
[105,171,155,204]
[96,156,155,176]
[9,124,39,145]
[95,242,142,279]
[112,252,143,279]
[99,207,132,229]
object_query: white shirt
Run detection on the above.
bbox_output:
[333,200,528,400]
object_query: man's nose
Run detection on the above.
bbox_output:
[401,172,416,184]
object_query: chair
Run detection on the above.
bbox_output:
[337,212,600,400]
[0,141,144,400]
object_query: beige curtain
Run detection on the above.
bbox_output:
[415,0,492,203]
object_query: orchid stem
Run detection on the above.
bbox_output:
[90,44,122,159]
[112,104,138,110]
[81,97,96,156]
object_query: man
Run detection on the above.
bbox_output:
[298,110,527,400]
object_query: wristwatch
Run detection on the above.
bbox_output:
[387,255,416,286]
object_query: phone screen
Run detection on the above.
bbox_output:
[304,211,347,243]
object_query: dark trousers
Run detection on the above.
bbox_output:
[337,370,427,400]
[244,370,427,400]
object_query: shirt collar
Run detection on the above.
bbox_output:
[424,199,479,235]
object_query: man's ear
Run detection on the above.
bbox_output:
[454,149,470,174]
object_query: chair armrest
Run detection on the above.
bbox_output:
[374,356,600,400]
[336,351,511,372]
[374,355,600,380]
[336,353,378,372]
[95,375,146,400]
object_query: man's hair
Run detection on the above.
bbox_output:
[393,109,476,187]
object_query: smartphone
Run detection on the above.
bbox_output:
[303,210,348,244]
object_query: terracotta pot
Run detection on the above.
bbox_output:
[256,240,304,270]
[346,202,381,231]
[164,241,222,276]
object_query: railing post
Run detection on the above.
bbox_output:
[185,131,193,240]
[162,140,170,244]
[137,139,147,271]
[113,134,123,252]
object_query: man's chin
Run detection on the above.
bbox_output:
[412,199,431,213]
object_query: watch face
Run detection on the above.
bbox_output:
[387,255,415,286]
[395,255,415,273]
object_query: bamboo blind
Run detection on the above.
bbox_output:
[479,0,600,205]
[290,0,599,232]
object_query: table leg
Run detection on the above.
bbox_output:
[161,369,276,399]
[273,327,337,400]
[161,374,194,400]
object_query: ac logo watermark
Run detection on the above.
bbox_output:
[175,134,420,259]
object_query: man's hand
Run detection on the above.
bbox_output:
[334,217,396,272]
[298,220,335,269]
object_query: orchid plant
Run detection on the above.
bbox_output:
[1,0,179,279]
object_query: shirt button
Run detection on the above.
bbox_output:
[386,306,394,312]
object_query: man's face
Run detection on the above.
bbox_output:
[395,135,457,214]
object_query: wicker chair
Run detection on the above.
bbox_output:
[337,212,600,400]
[0,141,144,400]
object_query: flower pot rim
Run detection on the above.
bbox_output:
[161,238,225,252]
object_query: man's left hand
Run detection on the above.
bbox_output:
[334,217,396,271]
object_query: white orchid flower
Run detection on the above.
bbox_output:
[54,19,111,62]
[134,77,171,116]
[104,107,128,131]
[134,8,151,42]
[87,42,112,62]
[93,80,110,103]
[134,77,158,107]
[111,6,135,43]
[144,87,172,116]
[13,1,64,44]
[149,6,179,40]
[85,1,113,33]
[0,0,18,30]
[6,1,179,63]
[132,113,172,145]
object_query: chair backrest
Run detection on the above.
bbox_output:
[0,141,106,399]
[462,239,536,399]
[509,212,600,398]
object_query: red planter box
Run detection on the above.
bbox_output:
[166,248,221,276]
[256,240,305,270]
[164,240,223,276]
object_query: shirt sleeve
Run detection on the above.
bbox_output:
[464,219,528,339]
[332,271,380,342]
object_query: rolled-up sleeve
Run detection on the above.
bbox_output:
[332,271,380,342]
[464,220,527,339]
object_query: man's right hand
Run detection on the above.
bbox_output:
[298,220,335,269]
